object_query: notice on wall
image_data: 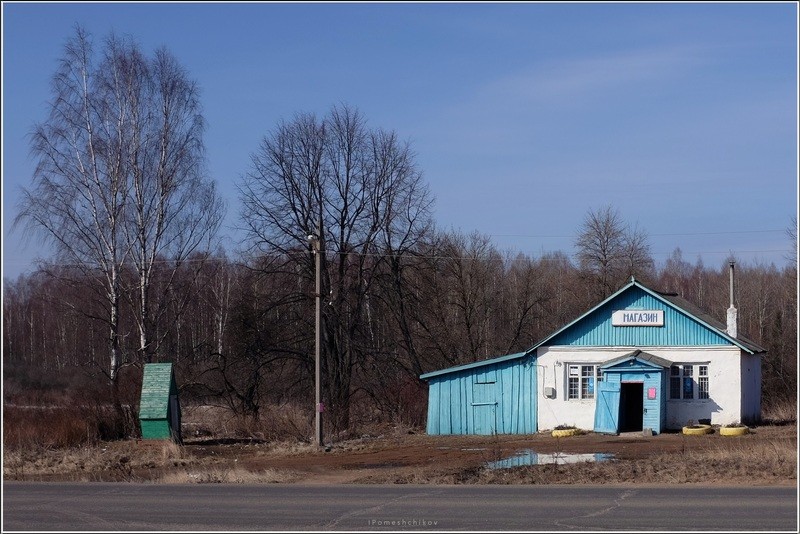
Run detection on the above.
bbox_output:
[647,387,657,400]
[612,309,664,327]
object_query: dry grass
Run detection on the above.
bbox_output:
[155,467,297,484]
[3,440,196,482]
[5,399,795,486]
[353,433,797,486]
[181,403,312,442]
[159,440,185,462]
[682,438,797,480]
[762,400,797,425]
[3,404,133,450]
[258,440,321,456]
[6,432,795,485]
[4,405,98,449]
[180,405,246,438]
[354,466,484,485]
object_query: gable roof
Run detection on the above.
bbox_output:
[600,349,672,370]
[420,278,765,381]
[524,277,765,356]
[655,291,764,354]
[139,363,177,420]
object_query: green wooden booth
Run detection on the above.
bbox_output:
[138,363,181,442]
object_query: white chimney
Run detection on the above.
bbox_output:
[726,261,738,338]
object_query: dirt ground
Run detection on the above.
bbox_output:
[5,421,796,485]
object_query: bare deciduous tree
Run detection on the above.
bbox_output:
[16,28,131,387]
[575,205,653,298]
[15,27,223,393]
[787,215,798,268]
[239,104,432,431]
[122,46,224,364]
[622,222,655,282]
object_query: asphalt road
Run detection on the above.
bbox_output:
[2,482,797,531]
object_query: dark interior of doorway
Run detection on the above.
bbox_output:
[619,382,644,432]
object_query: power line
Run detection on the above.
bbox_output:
[489,229,787,239]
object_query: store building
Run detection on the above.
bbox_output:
[421,270,764,435]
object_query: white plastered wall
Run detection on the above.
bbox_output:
[536,346,744,431]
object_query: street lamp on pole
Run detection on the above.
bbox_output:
[307,227,323,447]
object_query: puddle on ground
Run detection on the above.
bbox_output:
[486,450,614,470]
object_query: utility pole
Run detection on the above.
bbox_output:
[307,220,324,446]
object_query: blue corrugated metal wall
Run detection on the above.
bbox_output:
[426,356,537,435]
[549,287,730,347]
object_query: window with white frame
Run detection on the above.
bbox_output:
[670,364,709,400]
[698,365,709,399]
[567,364,597,400]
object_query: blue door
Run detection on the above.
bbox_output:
[594,382,620,434]
[472,382,496,435]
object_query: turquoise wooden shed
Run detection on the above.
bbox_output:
[138,363,181,442]
[420,352,537,435]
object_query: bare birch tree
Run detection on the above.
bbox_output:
[15,27,222,389]
[16,28,131,387]
[122,46,223,363]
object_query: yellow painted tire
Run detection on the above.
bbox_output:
[720,425,749,436]
[682,424,712,435]
[551,428,581,438]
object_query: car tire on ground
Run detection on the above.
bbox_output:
[682,424,713,435]
[551,428,582,438]
[720,425,749,436]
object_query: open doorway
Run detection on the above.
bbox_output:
[619,382,644,432]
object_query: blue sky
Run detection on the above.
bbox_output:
[2,2,798,281]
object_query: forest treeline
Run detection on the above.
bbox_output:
[3,234,797,437]
[3,27,797,440]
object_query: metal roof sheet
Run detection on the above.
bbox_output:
[525,278,766,356]
[139,363,176,420]
[655,291,765,354]
[419,352,529,380]
[600,349,672,370]
[419,277,765,381]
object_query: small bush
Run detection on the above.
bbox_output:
[3,402,134,450]
[763,400,797,425]
[3,406,95,449]
[181,403,312,442]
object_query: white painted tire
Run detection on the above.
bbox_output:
[682,424,712,435]
[551,428,581,438]
[720,425,749,436]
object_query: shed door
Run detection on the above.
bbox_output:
[593,381,620,435]
[472,382,496,435]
